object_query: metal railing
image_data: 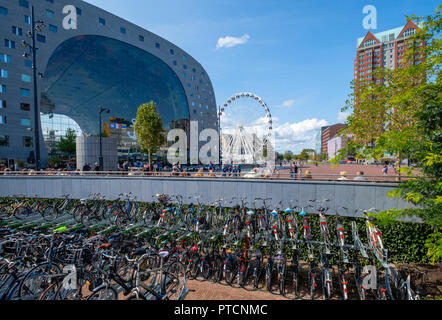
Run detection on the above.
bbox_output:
[0,169,422,183]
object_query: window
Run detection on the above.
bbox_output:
[19,0,29,8]
[120,27,126,34]
[364,39,376,47]
[21,118,31,126]
[182,73,186,78]
[139,35,144,42]
[20,88,30,97]
[76,7,82,15]
[4,40,15,49]
[21,74,31,82]
[46,0,54,3]
[0,7,8,16]
[173,60,177,66]
[0,135,9,147]
[0,100,5,108]
[183,55,187,60]
[0,85,6,93]
[183,64,187,70]
[155,42,160,49]
[170,49,174,55]
[0,69,8,78]
[99,18,106,26]
[49,25,57,33]
[37,35,46,43]
[12,26,22,36]
[24,15,31,24]
[403,28,415,38]
[24,60,32,68]
[23,136,33,148]
[46,9,55,18]
[0,115,6,124]
[20,103,30,111]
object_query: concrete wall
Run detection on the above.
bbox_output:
[0,176,414,217]
[76,136,118,171]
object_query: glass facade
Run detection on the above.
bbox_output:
[41,113,82,156]
[40,35,190,150]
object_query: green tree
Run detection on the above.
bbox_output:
[283,152,292,161]
[134,101,166,166]
[58,128,77,159]
[335,6,442,263]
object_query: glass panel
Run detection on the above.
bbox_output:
[20,118,31,126]
[40,35,190,155]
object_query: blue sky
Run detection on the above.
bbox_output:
[84,0,439,153]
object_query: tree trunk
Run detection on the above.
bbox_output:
[396,152,401,182]
[148,150,152,168]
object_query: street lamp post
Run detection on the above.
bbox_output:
[21,6,46,170]
[218,105,222,168]
[99,107,110,171]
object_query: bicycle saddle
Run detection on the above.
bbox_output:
[246,210,254,215]
[99,243,111,249]
[298,210,307,216]
[270,210,278,217]
[159,251,170,258]
[190,245,198,252]
[284,208,293,214]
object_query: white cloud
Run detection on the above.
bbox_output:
[216,34,250,49]
[273,118,328,153]
[281,99,295,108]
[337,111,350,123]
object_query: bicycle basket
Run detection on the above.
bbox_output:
[155,194,170,205]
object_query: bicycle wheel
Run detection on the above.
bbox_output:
[54,271,96,300]
[42,205,58,222]
[291,266,299,299]
[211,255,223,283]
[17,263,62,300]
[87,285,118,300]
[265,263,273,292]
[339,273,348,300]
[162,261,187,300]
[13,207,29,220]
[278,263,287,296]
[39,282,59,300]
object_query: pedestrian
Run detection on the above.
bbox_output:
[294,164,299,179]
[82,162,91,172]
[353,171,368,181]
[94,162,100,172]
[382,165,388,176]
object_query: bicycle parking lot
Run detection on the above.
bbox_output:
[1,192,436,301]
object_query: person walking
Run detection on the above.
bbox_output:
[382,165,388,176]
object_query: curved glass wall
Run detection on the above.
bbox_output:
[41,113,82,156]
[40,35,190,156]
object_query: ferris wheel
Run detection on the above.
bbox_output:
[218,92,274,164]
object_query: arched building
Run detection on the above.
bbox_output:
[0,0,217,168]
